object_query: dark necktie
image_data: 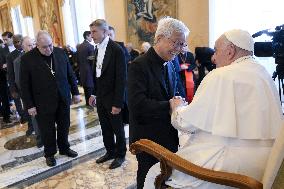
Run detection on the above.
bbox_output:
[93,45,98,65]
[163,63,171,95]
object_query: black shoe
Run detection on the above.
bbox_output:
[20,117,27,124]
[37,142,43,148]
[3,118,11,124]
[96,153,115,164]
[46,156,56,167]
[25,128,33,136]
[59,149,78,158]
[109,157,125,169]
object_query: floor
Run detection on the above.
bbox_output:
[0,98,137,189]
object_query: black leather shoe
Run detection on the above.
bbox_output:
[3,118,11,124]
[37,142,43,148]
[25,128,33,136]
[20,117,27,124]
[96,153,115,164]
[109,157,125,169]
[59,149,78,158]
[46,156,56,167]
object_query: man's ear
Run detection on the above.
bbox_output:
[227,44,236,60]
[155,35,164,44]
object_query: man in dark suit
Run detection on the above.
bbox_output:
[20,30,81,167]
[128,17,190,189]
[0,31,14,123]
[77,31,95,107]
[88,19,127,169]
[7,34,33,135]
[108,26,130,124]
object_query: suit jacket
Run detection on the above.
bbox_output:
[128,47,179,152]
[0,46,9,81]
[172,57,186,98]
[77,40,95,87]
[7,49,22,93]
[93,39,126,110]
[20,47,79,114]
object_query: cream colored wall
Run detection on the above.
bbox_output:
[104,0,127,43]
[178,0,209,52]
[104,0,209,52]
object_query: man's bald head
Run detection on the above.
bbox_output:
[22,36,35,53]
[36,30,53,56]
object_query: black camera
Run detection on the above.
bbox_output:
[253,25,284,65]
[253,25,284,103]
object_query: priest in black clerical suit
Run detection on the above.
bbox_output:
[20,31,81,167]
[128,17,190,189]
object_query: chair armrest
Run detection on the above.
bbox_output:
[130,139,263,189]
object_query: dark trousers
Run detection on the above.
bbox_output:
[136,153,159,189]
[83,86,94,106]
[14,97,25,118]
[0,78,10,119]
[136,141,178,189]
[96,101,126,157]
[36,98,70,157]
[14,97,33,129]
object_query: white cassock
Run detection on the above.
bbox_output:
[144,56,284,189]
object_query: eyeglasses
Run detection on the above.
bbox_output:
[168,38,187,49]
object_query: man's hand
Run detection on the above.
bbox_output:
[180,63,189,70]
[111,106,121,115]
[28,107,37,116]
[2,63,7,69]
[72,95,81,104]
[88,95,96,107]
[11,91,19,99]
[169,96,187,113]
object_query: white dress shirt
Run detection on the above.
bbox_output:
[95,36,109,78]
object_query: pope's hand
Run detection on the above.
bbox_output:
[89,95,96,107]
[28,107,37,116]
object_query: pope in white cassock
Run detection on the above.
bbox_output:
[144,29,284,188]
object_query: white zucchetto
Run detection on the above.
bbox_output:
[224,29,254,52]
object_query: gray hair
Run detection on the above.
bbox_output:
[154,17,190,43]
[89,19,109,31]
[36,30,51,43]
[22,36,32,43]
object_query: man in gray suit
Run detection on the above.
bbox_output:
[14,36,42,147]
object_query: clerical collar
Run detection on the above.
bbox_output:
[231,55,254,65]
[148,47,168,67]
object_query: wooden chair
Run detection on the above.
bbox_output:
[130,127,284,189]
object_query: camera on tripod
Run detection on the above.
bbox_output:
[253,25,284,103]
[253,25,284,77]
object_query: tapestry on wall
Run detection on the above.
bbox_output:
[37,0,63,47]
[0,4,13,34]
[127,0,177,49]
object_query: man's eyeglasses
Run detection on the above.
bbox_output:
[168,38,187,49]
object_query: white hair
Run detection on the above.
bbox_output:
[36,30,52,43]
[154,17,190,43]
[141,41,151,52]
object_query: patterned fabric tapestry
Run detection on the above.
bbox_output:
[37,0,63,46]
[0,4,13,34]
[127,0,177,48]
